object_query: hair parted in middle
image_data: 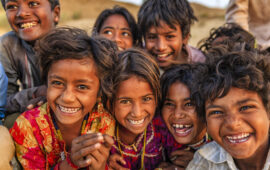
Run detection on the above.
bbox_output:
[138,0,197,39]
[36,26,118,107]
[106,48,161,110]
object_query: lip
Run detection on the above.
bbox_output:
[57,104,81,115]
[223,133,251,145]
[16,20,39,30]
[171,123,193,137]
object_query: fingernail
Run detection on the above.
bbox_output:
[95,143,101,148]
[86,158,91,164]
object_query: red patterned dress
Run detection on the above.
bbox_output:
[10,102,115,170]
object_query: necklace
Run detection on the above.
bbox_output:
[116,124,146,170]
[49,106,89,160]
[188,133,210,150]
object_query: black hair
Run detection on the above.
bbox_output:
[197,50,270,122]
[138,0,197,39]
[160,64,208,117]
[1,0,60,10]
[92,5,139,46]
[36,27,118,107]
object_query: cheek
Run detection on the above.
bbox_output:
[161,108,171,124]
[206,119,220,139]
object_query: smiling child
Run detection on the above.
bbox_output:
[187,50,270,170]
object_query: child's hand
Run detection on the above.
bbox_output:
[27,85,47,110]
[169,149,194,169]
[69,133,105,168]
[87,134,114,170]
[108,153,129,170]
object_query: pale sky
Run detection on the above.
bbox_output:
[115,0,230,8]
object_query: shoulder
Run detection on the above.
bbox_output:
[0,31,20,46]
[187,141,229,170]
[186,45,206,63]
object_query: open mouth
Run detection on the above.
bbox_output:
[225,133,251,144]
[118,47,124,51]
[155,52,174,61]
[172,124,193,136]
[128,118,145,125]
[58,105,80,114]
[18,22,38,29]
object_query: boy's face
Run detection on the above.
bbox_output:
[5,0,60,42]
[162,82,206,145]
[113,76,156,140]
[47,58,100,126]
[205,87,270,159]
[145,20,189,70]
[100,14,133,51]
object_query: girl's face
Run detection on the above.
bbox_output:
[205,87,270,160]
[114,76,156,139]
[162,82,206,145]
[100,14,133,51]
[47,58,100,126]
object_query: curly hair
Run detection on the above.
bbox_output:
[160,64,208,117]
[197,50,270,122]
[35,27,118,107]
[1,0,60,10]
[92,5,140,46]
[106,48,160,110]
[198,23,255,54]
[138,0,197,41]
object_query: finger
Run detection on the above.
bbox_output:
[109,158,129,170]
[71,133,104,153]
[103,134,114,148]
[37,100,44,106]
[72,142,101,160]
[75,156,92,168]
[27,104,34,110]
[110,154,126,166]
[72,133,104,145]
[171,159,190,168]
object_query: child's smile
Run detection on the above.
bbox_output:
[162,82,206,145]
[206,87,270,159]
[5,0,60,42]
[47,58,100,126]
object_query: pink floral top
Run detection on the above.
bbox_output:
[10,102,115,170]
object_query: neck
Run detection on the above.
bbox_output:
[234,140,269,170]
[56,118,84,150]
[117,124,139,145]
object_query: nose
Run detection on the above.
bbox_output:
[174,106,186,119]
[131,102,143,117]
[224,113,242,130]
[112,31,123,48]
[16,4,31,18]
[61,86,76,103]
[155,37,167,52]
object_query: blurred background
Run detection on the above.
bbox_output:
[0,0,229,47]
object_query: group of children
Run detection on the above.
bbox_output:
[0,0,269,170]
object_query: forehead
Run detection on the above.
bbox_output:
[147,20,181,34]
[101,14,130,29]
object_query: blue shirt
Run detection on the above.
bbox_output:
[0,62,8,118]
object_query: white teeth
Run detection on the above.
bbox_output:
[172,124,192,128]
[118,47,124,51]
[226,133,250,143]
[21,22,37,29]
[157,54,169,57]
[58,105,80,113]
[129,118,144,125]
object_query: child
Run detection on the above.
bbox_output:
[0,0,60,122]
[93,6,139,51]
[137,0,205,72]
[187,50,270,169]
[10,27,116,169]
[0,62,8,124]
[158,64,211,169]
[106,49,183,170]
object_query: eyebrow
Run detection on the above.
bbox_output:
[165,97,191,102]
[206,98,259,110]
[117,93,154,100]
[49,75,94,84]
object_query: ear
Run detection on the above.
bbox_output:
[53,5,60,25]
[183,33,190,45]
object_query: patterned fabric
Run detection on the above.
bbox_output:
[10,102,115,170]
[110,115,184,170]
[186,141,270,170]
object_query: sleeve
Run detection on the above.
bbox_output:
[225,0,250,31]
[186,151,210,170]
[0,63,8,117]
[10,115,47,170]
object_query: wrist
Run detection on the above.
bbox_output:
[66,154,79,169]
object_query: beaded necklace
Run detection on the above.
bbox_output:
[188,133,211,150]
[116,124,146,170]
[49,107,89,161]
